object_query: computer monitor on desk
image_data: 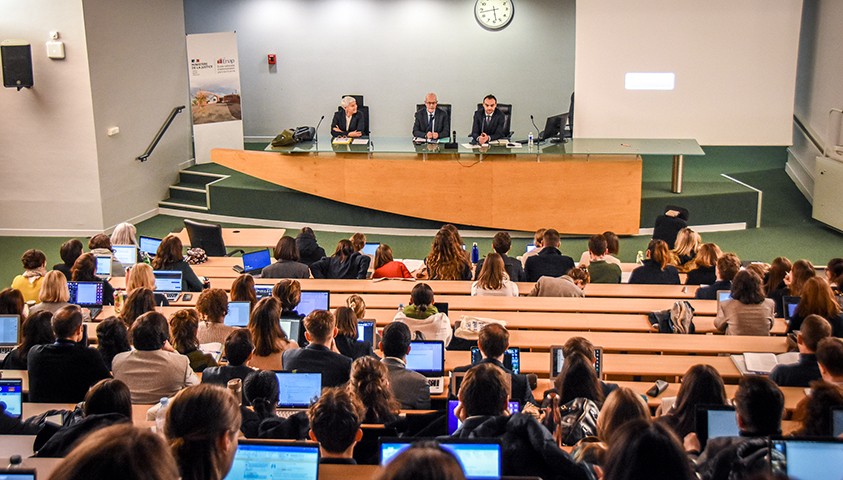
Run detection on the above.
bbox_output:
[539,113,568,143]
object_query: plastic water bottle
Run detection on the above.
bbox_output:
[528,132,534,147]
[155,397,169,435]
[471,243,480,264]
[635,250,645,264]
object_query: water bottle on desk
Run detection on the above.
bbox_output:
[471,242,480,264]
[155,397,170,435]
[635,250,645,264]
[528,132,534,148]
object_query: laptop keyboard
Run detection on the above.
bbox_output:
[87,307,102,319]
[0,346,13,354]
[164,292,180,301]
[276,409,304,419]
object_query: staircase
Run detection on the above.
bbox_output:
[158,169,228,211]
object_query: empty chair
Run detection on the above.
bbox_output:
[183,219,243,257]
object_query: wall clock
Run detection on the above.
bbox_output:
[474,0,514,30]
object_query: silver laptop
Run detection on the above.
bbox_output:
[112,245,138,267]
[406,340,445,394]
[274,371,322,418]
[153,270,183,301]
[95,255,112,279]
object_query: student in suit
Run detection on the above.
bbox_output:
[695,253,741,300]
[770,315,831,387]
[380,322,431,410]
[470,94,508,144]
[310,239,371,280]
[28,305,111,403]
[524,229,575,282]
[473,231,526,282]
[453,324,535,405]
[282,309,352,387]
[412,92,450,140]
[331,96,365,138]
[308,387,364,465]
[201,329,255,389]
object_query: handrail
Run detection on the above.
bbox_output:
[137,105,186,162]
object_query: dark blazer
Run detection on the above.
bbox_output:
[201,364,255,387]
[524,247,575,282]
[282,343,352,388]
[330,110,366,137]
[474,254,526,282]
[412,107,450,138]
[652,215,687,249]
[28,340,111,403]
[453,358,536,405]
[686,265,716,285]
[382,357,431,410]
[628,260,681,285]
[769,353,821,387]
[470,108,507,142]
[696,280,732,300]
[310,253,370,279]
[334,334,373,361]
[52,264,73,281]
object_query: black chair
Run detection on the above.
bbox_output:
[183,219,244,257]
[339,94,369,136]
[476,102,513,138]
[564,91,574,140]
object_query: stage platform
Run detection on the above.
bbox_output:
[158,146,762,234]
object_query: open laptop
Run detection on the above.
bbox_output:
[223,301,251,328]
[0,378,23,419]
[95,255,112,279]
[279,319,302,344]
[275,371,322,418]
[224,440,319,480]
[138,235,162,257]
[770,437,843,480]
[297,291,330,317]
[695,405,739,450]
[235,249,272,275]
[0,315,20,358]
[362,242,380,256]
[67,281,104,318]
[153,270,183,302]
[716,290,733,311]
[357,320,375,344]
[254,284,274,299]
[471,346,520,374]
[112,245,138,267]
[433,302,449,316]
[783,295,801,322]
[832,406,843,437]
[406,340,445,394]
[550,345,603,380]
[447,400,520,435]
[0,469,36,480]
[380,438,503,480]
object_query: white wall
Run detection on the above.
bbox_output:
[574,0,803,146]
[83,0,192,228]
[0,1,103,234]
[183,0,576,139]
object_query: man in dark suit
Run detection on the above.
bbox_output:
[380,322,431,409]
[28,305,111,403]
[331,96,366,138]
[474,231,526,281]
[524,229,575,282]
[282,310,352,387]
[470,94,508,144]
[769,315,830,387]
[412,92,450,141]
[453,324,535,405]
[695,253,741,300]
[201,329,255,391]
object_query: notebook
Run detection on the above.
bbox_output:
[255,284,274,299]
[470,346,520,374]
[405,340,445,394]
[447,400,520,435]
[695,405,738,449]
[112,245,138,267]
[357,320,374,344]
[0,378,23,419]
[138,236,162,257]
[297,291,330,317]
[0,469,36,480]
[67,281,104,318]
[783,295,801,321]
[239,249,272,275]
[362,242,380,256]
[223,301,251,328]
[279,319,301,344]
[832,407,843,437]
[731,352,799,375]
[153,270,183,301]
[95,255,112,279]
[380,438,503,480]
[224,440,319,480]
[550,345,603,379]
[0,315,21,357]
[771,437,843,480]
[275,371,322,415]
[526,244,537,253]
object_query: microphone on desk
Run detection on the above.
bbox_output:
[530,114,541,142]
[314,115,325,143]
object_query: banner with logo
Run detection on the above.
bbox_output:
[186,32,243,164]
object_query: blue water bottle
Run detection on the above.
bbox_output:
[471,242,480,263]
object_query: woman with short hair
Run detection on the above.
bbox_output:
[196,288,235,345]
[11,249,47,303]
[715,270,775,335]
[53,239,83,281]
[261,235,310,279]
[171,309,218,373]
[96,317,130,370]
[31,270,92,321]
[229,274,257,307]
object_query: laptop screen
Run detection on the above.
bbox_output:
[279,319,301,344]
[406,341,445,376]
[362,242,380,256]
[153,270,182,292]
[357,321,374,344]
[717,290,732,303]
[833,407,843,437]
[275,372,322,408]
[0,379,23,418]
[112,245,138,266]
[95,255,111,277]
[243,249,272,272]
[68,281,104,307]
[551,346,602,378]
[707,408,738,439]
[224,441,319,480]
[447,400,520,435]
[0,470,36,480]
[0,315,20,346]
[526,244,536,253]
[381,439,502,480]
[139,236,162,256]
[297,291,330,317]
[471,347,520,374]
[255,285,274,299]
[771,438,843,480]
[784,296,800,321]
[223,301,251,328]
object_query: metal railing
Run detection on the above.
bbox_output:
[137,105,185,162]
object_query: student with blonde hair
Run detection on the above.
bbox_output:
[672,227,701,270]
[685,242,722,286]
[30,270,91,321]
[126,263,169,306]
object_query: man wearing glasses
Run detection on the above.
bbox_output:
[412,92,450,141]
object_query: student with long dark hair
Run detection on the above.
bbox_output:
[655,364,728,439]
[262,235,310,278]
[334,306,373,360]
[247,297,298,371]
[372,244,412,279]
[471,253,519,296]
[150,235,203,292]
[1,310,54,369]
[789,276,843,336]
[629,239,680,284]
[715,270,775,335]
[348,356,400,424]
[310,239,370,279]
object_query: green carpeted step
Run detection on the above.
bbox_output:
[159,196,207,210]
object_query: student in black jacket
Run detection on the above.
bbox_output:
[628,239,680,285]
[202,329,256,394]
[295,227,327,267]
[333,307,373,360]
[310,240,370,280]
[474,232,526,282]
[282,310,352,388]
[770,314,830,387]
[695,253,741,300]
[525,229,575,282]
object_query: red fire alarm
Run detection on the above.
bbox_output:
[267,54,276,65]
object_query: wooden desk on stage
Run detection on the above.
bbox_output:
[175,227,285,249]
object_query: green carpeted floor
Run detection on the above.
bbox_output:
[2,146,842,286]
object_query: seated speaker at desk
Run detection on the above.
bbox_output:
[413,92,451,142]
[470,94,510,144]
[331,95,368,138]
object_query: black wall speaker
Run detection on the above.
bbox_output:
[1,42,34,90]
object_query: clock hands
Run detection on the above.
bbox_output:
[478,6,499,22]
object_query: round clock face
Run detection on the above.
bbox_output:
[475,0,514,30]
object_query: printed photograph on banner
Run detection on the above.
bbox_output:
[189,63,241,124]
